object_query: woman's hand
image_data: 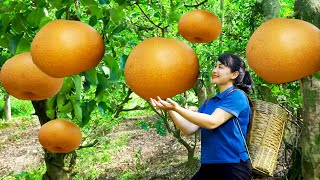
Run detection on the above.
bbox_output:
[150,96,179,111]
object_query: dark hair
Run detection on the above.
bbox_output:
[218,53,253,94]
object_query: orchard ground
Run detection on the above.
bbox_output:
[0,115,199,179]
[0,115,291,180]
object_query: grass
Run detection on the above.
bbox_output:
[2,165,46,180]
[0,95,35,130]
[73,131,132,179]
[0,94,188,179]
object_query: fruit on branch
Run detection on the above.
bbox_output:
[0,52,63,100]
[246,18,320,84]
[31,19,105,78]
[38,119,82,153]
[124,37,199,100]
[178,9,222,43]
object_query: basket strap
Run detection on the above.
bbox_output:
[235,117,251,161]
[225,88,252,161]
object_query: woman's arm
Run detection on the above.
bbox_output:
[175,105,234,129]
[150,97,234,134]
[167,110,200,136]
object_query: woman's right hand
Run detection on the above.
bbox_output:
[150,96,179,111]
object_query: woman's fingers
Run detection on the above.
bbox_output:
[166,98,175,104]
[150,98,156,107]
[156,96,170,106]
[156,96,175,109]
[152,98,166,108]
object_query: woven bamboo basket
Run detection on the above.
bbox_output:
[247,100,288,177]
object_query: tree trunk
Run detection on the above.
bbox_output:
[42,152,68,180]
[294,0,320,179]
[32,100,69,180]
[261,0,280,21]
[300,76,320,180]
[193,79,207,106]
[4,94,11,121]
[294,0,320,28]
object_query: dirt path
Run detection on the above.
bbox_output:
[0,117,44,177]
[0,115,291,179]
[0,116,199,179]
[96,116,200,180]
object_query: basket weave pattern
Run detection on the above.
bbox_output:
[248,100,288,177]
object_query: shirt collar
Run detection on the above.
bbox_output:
[214,86,236,99]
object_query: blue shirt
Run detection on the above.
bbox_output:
[198,86,250,164]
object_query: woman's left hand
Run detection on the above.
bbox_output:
[150,96,179,111]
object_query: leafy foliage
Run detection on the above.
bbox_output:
[0,0,302,178]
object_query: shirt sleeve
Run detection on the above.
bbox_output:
[217,90,248,117]
[198,100,207,113]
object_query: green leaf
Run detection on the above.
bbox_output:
[0,55,6,67]
[168,11,180,24]
[80,0,102,17]
[72,75,83,100]
[89,15,98,26]
[55,7,68,19]
[89,5,103,18]
[98,101,108,116]
[59,77,74,94]
[84,68,98,85]
[0,14,10,33]
[69,94,82,122]
[14,171,29,178]
[16,37,31,54]
[155,118,167,136]
[48,0,64,9]
[11,13,28,34]
[58,101,73,113]
[8,34,23,55]
[120,54,128,69]
[110,7,125,24]
[39,16,52,28]
[46,95,57,110]
[61,0,72,4]
[271,86,280,94]
[79,0,96,6]
[46,109,55,119]
[97,74,109,90]
[109,61,121,82]
[115,0,126,5]
[57,93,67,109]
[0,1,18,13]
[98,0,110,4]
[111,23,126,36]
[104,54,114,66]
[140,121,149,131]
[0,5,12,13]
[14,2,27,11]
[96,73,109,97]
[73,103,83,122]
[0,36,10,48]
[27,8,46,27]
[81,100,96,126]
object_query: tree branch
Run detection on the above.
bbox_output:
[135,3,162,29]
[134,2,169,37]
[184,0,208,8]
[78,139,99,150]
[114,88,133,118]
[122,105,149,111]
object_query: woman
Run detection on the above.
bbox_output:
[150,53,253,180]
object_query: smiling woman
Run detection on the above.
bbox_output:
[150,53,253,180]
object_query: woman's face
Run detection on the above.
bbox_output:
[212,61,237,86]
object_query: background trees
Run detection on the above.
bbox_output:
[0,0,319,179]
